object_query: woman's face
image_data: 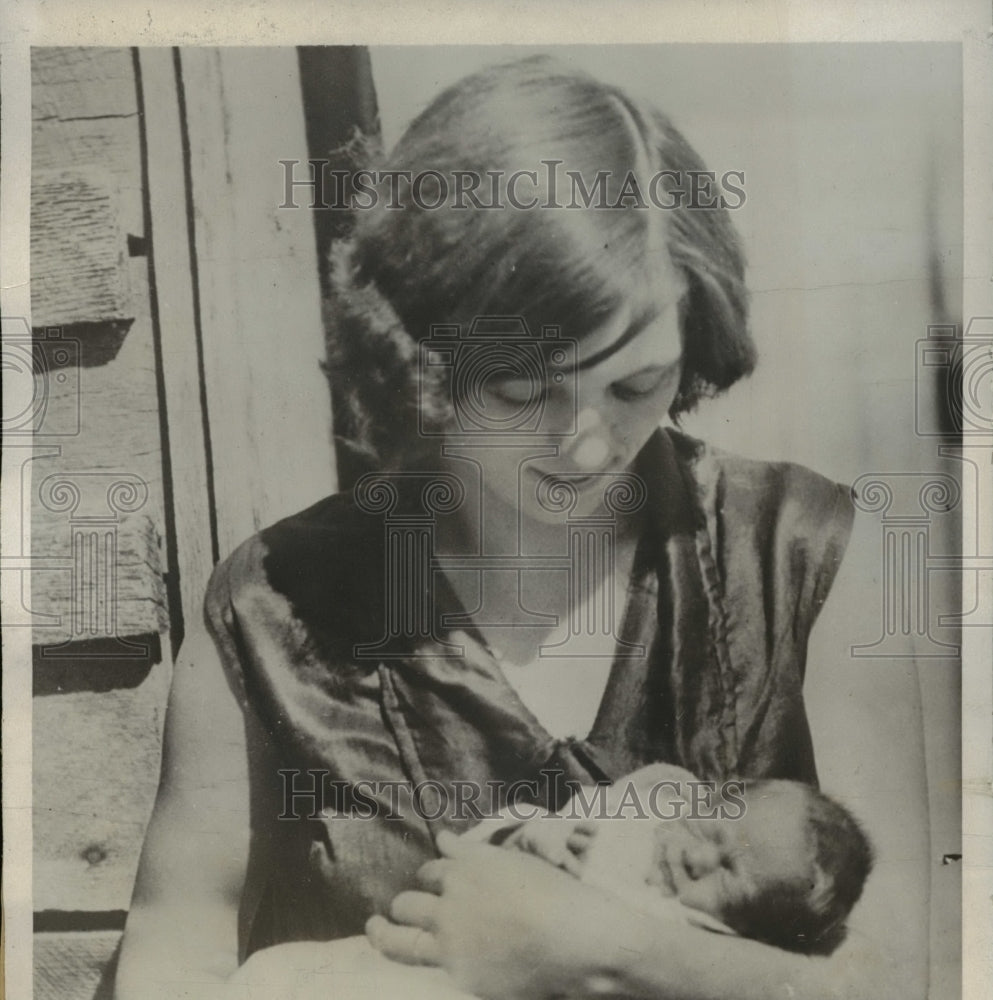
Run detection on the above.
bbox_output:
[441,254,687,525]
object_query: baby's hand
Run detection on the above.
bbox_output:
[503,815,585,877]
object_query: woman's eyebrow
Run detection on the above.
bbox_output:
[573,309,662,373]
[485,304,679,387]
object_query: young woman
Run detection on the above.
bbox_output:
[115,55,930,1000]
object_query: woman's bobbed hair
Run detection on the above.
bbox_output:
[326,55,755,471]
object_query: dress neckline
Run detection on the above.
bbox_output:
[423,427,694,752]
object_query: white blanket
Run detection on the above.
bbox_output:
[230,936,474,1000]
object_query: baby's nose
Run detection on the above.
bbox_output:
[568,409,610,470]
[682,841,723,879]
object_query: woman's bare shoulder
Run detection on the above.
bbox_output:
[204,489,390,679]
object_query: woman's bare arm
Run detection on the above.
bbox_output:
[114,627,379,1000]
[114,627,252,999]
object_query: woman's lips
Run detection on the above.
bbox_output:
[531,469,603,489]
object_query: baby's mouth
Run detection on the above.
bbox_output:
[653,843,678,897]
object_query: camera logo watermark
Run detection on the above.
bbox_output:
[852,317,993,656]
[915,320,993,438]
[3,320,81,438]
[419,316,577,437]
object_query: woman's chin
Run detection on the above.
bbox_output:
[519,490,610,526]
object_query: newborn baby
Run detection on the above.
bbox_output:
[271,766,872,1000]
[483,763,874,956]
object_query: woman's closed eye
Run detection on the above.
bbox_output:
[486,380,545,406]
[610,368,674,401]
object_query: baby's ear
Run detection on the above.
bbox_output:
[806,861,835,912]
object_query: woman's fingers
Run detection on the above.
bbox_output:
[435,829,464,858]
[415,858,450,893]
[559,851,585,878]
[567,828,594,854]
[365,915,441,967]
[389,890,440,929]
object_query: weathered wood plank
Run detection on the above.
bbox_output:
[32,118,144,238]
[34,930,121,1000]
[31,513,167,647]
[179,47,336,561]
[32,48,143,238]
[31,280,165,643]
[135,48,217,633]
[31,169,132,329]
[31,48,137,120]
[33,660,172,912]
[31,257,170,645]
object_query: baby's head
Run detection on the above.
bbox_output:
[697,781,873,954]
[577,779,873,955]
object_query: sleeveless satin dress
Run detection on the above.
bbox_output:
[203,429,854,960]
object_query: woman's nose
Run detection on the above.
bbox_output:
[567,408,611,470]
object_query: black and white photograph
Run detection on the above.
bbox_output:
[1,5,990,1000]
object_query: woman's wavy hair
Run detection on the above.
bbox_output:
[325,55,755,471]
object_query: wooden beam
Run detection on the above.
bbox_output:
[135,48,217,631]
[178,47,336,561]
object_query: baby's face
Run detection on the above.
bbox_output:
[654,783,813,920]
[575,782,814,923]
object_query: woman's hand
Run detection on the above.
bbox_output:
[366,830,655,1000]
[369,824,900,1000]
